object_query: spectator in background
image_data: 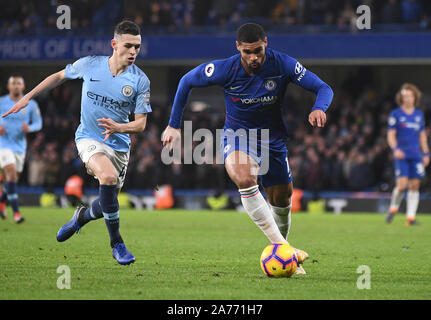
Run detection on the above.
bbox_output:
[381,0,402,23]
[402,0,422,23]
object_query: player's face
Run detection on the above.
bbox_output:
[112,33,142,66]
[7,77,25,97]
[401,89,415,108]
[236,38,267,74]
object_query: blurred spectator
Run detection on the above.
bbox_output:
[2,0,431,36]
[381,0,402,23]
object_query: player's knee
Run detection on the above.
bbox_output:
[236,177,258,190]
[98,172,118,186]
[271,196,291,208]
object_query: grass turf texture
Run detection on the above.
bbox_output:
[0,207,430,300]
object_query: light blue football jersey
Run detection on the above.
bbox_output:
[0,95,42,154]
[65,55,152,152]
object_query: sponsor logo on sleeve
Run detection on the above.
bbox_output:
[143,92,150,104]
[295,62,304,75]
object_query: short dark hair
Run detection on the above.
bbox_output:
[236,23,265,43]
[114,20,141,37]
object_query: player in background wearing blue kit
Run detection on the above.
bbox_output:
[0,75,42,223]
[386,83,429,226]
[3,21,151,265]
[162,23,333,274]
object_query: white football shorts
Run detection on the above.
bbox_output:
[0,149,26,173]
[76,139,130,188]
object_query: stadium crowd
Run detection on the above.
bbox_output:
[1,0,431,36]
[5,68,430,193]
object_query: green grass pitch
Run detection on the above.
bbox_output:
[0,207,430,300]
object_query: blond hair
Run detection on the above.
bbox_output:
[396,83,422,107]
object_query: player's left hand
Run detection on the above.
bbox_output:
[22,122,30,133]
[423,155,430,168]
[97,118,122,142]
[308,110,327,127]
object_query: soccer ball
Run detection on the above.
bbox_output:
[260,242,298,278]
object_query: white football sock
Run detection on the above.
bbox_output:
[239,185,287,244]
[270,204,291,240]
[389,187,404,211]
[406,190,419,220]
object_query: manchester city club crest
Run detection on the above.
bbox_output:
[264,79,277,91]
[122,85,134,97]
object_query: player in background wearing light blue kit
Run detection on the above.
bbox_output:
[162,23,333,274]
[0,75,42,223]
[386,83,429,226]
[2,21,151,265]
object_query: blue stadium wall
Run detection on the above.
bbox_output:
[1,33,431,63]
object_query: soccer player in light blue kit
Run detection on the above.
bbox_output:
[162,23,333,274]
[386,83,429,226]
[3,20,151,265]
[0,75,42,223]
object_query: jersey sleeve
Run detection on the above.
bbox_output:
[168,60,229,128]
[27,100,43,132]
[64,56,92,80]
[387,111,397,130]
[282,54,333,112]
[134,75,152,114]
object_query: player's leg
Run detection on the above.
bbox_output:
[86,153,134,264]
[406,178,421,226]
[225,150,287,244]
[262,152,308,272]
[0,172,7,219]
[265,183,292,240]
[2,163,24,223]
[387,160,408,223]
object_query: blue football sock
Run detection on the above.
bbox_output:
[5,182,20,214]
[78,197,103,226]
[100,185,123,247]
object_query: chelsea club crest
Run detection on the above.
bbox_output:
[264,79,277,91]
[265,80,277,91]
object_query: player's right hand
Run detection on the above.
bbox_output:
[0,125,5,135]
[393,148,405,159]
[2,97,30,118]
[162,126,181,152]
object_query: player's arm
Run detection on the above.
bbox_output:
[22,102,43,133]
[98,74,151,142]
[387,124,404,159]
[285,58,333,127]
[162,62,226,150]
[2,70,66,118]
[97,114,147,142]
[419,130,430,167]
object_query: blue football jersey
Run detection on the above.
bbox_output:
[0,95,42,154]
[388,107,425,160]
[168,48,333,151]
[65,55,152,152]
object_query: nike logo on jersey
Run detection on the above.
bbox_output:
[229,85,242,90]
[90,78,100,82]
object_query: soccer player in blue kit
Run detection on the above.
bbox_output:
[0,75,42,223]
[3,20,151,265]
[162,23,333,273]
[386,83,429,226]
